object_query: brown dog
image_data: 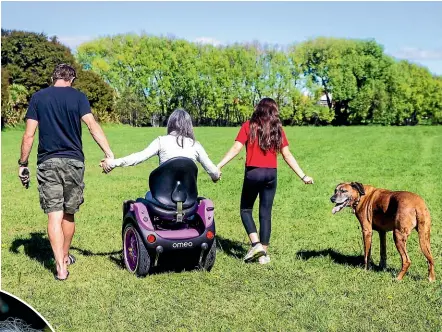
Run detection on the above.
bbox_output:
[330,182,435,281]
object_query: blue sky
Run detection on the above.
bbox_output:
[2,1,442,75]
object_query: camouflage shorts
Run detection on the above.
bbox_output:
[36,158,85,214]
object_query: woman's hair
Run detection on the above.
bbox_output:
[249,98,283,153]
[167,109,196,147]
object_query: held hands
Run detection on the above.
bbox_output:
[18,167,30,189]
[212,167,222,183]
[100,157,115,174]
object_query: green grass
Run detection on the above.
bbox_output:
[2,126,442,331]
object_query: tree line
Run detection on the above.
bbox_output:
[2,29,442,127]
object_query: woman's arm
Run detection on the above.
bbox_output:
[195,142,221,182]
[101,138,160,173]
[281,146,314,184]
[217,141,244,169]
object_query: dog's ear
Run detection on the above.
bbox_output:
[350,182,365,196]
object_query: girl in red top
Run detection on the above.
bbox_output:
[217,98,314,264]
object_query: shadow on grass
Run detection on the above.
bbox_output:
[296,248,398,274]
[70,246,123,272]
[215,236,248,259]
[106,236,248,276]
[10,232,54,272]
[108,250,208,276]
[9,232,122,273]
[9,232,233,276]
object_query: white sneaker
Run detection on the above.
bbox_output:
[244,243,266,262]
[258,255,271,265]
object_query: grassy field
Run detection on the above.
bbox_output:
[1,126,442,331]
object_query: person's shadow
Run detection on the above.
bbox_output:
[215,236,248,259]
[106,236,250,275]
[9,232,250,276]
[10,232,55,271]
[9,232,121,273]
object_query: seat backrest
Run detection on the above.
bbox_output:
[149,157,198,208]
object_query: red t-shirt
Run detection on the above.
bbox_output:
[235,120,289,168]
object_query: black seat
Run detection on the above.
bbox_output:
[143,157,198,220]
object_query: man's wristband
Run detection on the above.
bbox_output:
[301,175,307,180]
[18,159,28,167]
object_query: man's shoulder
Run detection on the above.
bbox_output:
[70,87,88,98]
[63,87,88,100]
[37,86,87,99]
[32,87,51,98]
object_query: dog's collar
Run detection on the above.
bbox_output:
[352,194,363,212]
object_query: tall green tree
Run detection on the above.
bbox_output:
[1,29,76,94]
[293,38,394,125]
[1,29,115,124]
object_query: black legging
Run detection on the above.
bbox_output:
[240,167,277,246]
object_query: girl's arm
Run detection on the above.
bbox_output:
[195,142,221,182]
[217,141,244,169]
[281,146,314,184]
[101,138,160,173]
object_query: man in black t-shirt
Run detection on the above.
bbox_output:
[18,64,114,281]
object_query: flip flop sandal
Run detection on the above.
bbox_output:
[54,271,69,281]
[67,254,76,265]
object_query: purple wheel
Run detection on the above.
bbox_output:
[123,224,150,276]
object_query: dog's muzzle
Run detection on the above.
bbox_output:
[331,197,350,214]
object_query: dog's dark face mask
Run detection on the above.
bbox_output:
[330,182,365,214]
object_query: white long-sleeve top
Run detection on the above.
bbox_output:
[108,134,220,180]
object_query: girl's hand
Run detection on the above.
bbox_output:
[302,175,314,184]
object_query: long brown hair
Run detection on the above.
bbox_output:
[249,98,283,153]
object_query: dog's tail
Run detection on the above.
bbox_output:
[416,206,436,280]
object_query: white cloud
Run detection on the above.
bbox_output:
[57,36,94,50]
[194,37,222,46]
[391,47,442,61]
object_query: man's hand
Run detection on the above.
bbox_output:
[100,158,115,174]
[18,167,30,189]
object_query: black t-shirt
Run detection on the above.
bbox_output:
[25,86,92,164]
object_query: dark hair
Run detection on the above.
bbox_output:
[51,64,76,83]
[167,109,195,147]
[249,98,283,153]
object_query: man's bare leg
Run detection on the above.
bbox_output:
[47,211,68,279]
[62,213,75,265]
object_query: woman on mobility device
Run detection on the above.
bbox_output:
[101,109,221,276]
[217,98,314,265]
